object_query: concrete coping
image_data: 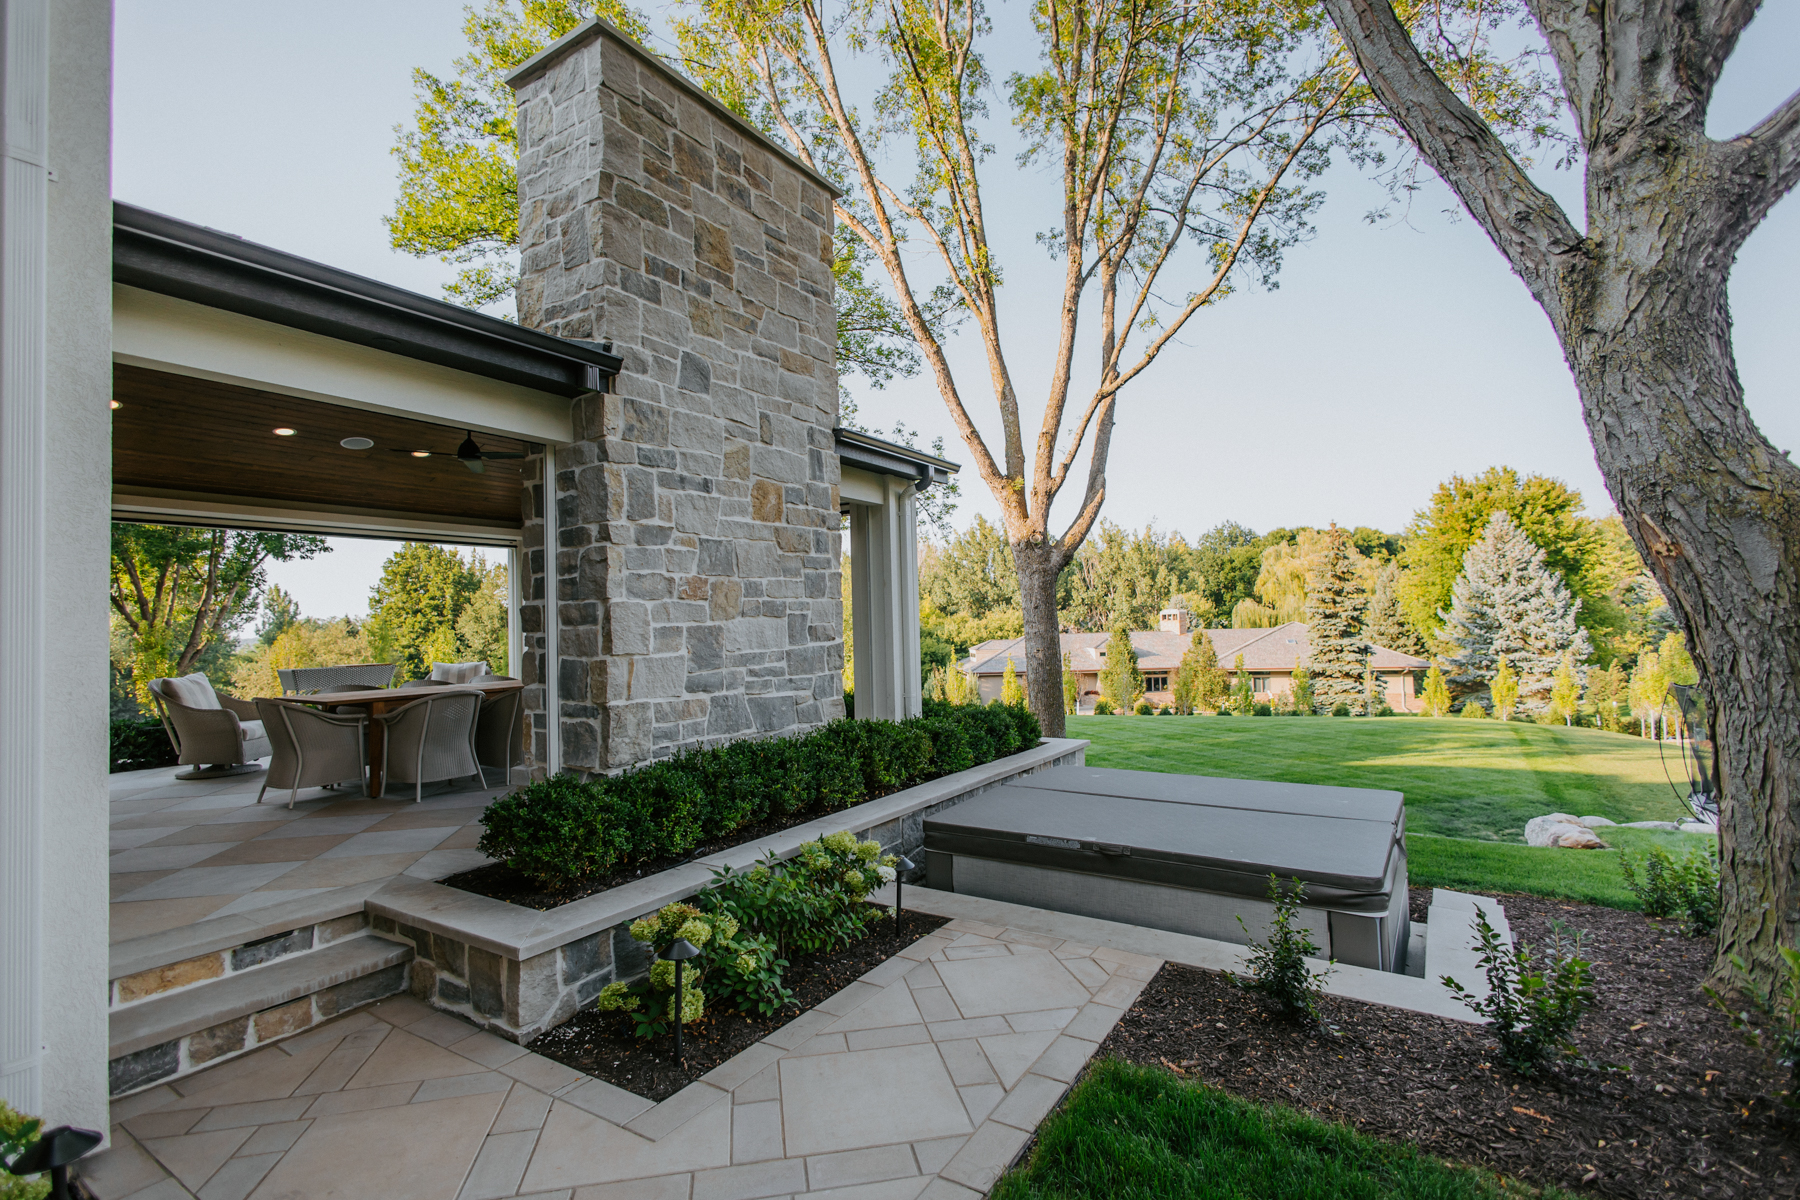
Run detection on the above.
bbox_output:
[369,738,1088,962]
[109,880,387,982]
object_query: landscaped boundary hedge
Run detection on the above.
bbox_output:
[479,699,1042,889]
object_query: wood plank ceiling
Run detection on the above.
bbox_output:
[112,364,532,525]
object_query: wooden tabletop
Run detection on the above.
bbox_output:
[267,678,525,706]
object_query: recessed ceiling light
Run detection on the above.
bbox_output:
[340,436,374,450]
[109,399,121,410]
[273,427,297,437]
[411,450,431,457]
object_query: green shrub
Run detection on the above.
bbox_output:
[1159,706,1175,715]
[1093,699,1113,715]
[1253,703,1272,717]
[0,1100,48,1200]
[1230,876,1330,1023]
[1459,699,1488,718]
[1330,702,1351,717]
[1620,845,1719,935]
[1441,909,1595,1074]
[1708,948,1800,1108]
[480,705,1038,890]
[1134,700,1154,716]
[110,716,178,773]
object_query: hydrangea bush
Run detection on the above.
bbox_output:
[600,834,903,1039]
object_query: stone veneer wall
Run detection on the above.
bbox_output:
[511,20,845,775]
[381,741,1088,1044]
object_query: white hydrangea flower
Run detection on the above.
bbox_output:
[877,865,896,883]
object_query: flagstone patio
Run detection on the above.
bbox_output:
[81,913,1156,1200]
[109,764,503,945]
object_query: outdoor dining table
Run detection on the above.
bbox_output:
[273,677,525,799]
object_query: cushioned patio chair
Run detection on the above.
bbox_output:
[277,663,396,694]
[375,687,485,802]
[147,674,272,779]
[254,698,369,808]
[428,660,490,684]
[473,686,524,781]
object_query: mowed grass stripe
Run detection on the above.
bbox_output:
[991,1058,1567,1200]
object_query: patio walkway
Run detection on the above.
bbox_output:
[109,764,504,945]
[82,913,1157,1200]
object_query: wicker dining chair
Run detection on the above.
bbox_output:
[473,686,525,781]
[254,698,368,809]
[375,687,485,802]
[276,662,396,694]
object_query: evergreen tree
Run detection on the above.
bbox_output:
[455,555,510,675]
[1365,561,1424,655]
[1230,654,1255,714]
[1290,660,1315,715]
[1490,655,1520,721]
[1550,651,1580,726]
[1098,625,1142,712]
[257,584,302,647]
[367,543,485,681]
[1061,653,1077,715]
[1439,511,1592,718]
[1001,658,1025,707]
[1420,662,1451,716]
[1305,524,1370,714]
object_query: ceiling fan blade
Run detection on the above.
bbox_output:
[480,451,528,460]
[463,458,486,474]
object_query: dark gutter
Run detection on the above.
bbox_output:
[834,427,959,489]
[113,201,623,398]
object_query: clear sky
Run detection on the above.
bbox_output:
[114,2,1799,616]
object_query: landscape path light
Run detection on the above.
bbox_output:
[894,854,915,919]
[6,1125,103,1200]
[661,937,701,1062]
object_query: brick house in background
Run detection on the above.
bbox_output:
[966,604,1429,712]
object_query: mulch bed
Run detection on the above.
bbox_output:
[1099,888,1798,1198]
[528,908,948,1102]
[444,807,870,910]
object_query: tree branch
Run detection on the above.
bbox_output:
[1718,85,1800,239]
[1323,0,1587,317]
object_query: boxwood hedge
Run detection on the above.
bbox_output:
[479,699,1042,889]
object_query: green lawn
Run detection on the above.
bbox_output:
[991,1058,1564,1200]
[1068,715,1716,908]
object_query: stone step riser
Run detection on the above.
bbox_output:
[108,937,413,1098]
[109,911,371,1011]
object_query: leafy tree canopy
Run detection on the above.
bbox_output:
[367,543,493,680]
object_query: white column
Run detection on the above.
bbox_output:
[846,477,922,722]
[0,0,49,1116]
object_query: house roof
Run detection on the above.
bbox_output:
[835,428,959,489]
[113,202,624,398]
[965,623,1429,676]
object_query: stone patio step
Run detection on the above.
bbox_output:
[108,934,413,1097]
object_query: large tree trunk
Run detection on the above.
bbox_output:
[1317,0,1800,998]
[1562,238,1800,996]
[1015,538,1068,738]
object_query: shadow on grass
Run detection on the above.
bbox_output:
[1407,827,1714,910]
[992,1058,1568,1200]
[1070,716,1696,840]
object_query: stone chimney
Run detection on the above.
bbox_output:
[508,21,844,773]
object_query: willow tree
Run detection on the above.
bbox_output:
[1319,0,1800,997]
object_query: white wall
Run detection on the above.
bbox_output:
[43,0,113,1130]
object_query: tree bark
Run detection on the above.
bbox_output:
[1319,0,1800,997]
[1015,537,1068,738]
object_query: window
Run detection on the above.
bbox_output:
[1144,675,1169,692]
[1252,676,1267,693]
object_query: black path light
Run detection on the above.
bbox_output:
[6,1125,104,1200]
[661,937,701,1062]
[894,854,915,919]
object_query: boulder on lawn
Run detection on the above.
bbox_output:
[1524,814,1610,849]
[1576,815,1616,827]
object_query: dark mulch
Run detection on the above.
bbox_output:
[444,808,860,910]
[1099,887,1797,1198]
[528,908,948,1102]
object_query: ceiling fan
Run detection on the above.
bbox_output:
[390,430,528,474]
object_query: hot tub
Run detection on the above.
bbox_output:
[923,765,1409,971]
